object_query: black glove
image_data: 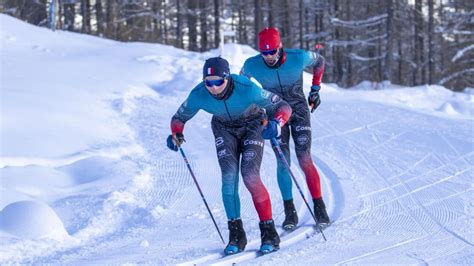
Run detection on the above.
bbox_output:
[308,85,321,113]
[166,133,185,151]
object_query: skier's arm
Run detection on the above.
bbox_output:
[303,51,325,87]
[167,97,201,151]
[256,90,292,126]
[170,96,201,136]
[303,51,325,112]
[258,92,292,140]
[240,61,253,79]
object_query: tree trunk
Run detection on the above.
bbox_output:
[64,1,75,31]
[188,0,198,51]
[176,0,183,48]
[81,0,91,33]
[238,3,243,43]
[304,7,310,49]
[268,0,274,27]
[333,0,343,83]
[200,0,208,51]
[163,0,168,45]
[105,0,117,39]
[95,0,104,36]
[383,0,393,82]
[254,0,261,48]
[299,0,304,48]
[284,0,292,46]
[414,0,425,84]
[427,0,434,84]
[151,1,160,42]
[214,0,220,48]
[57,0,63,29]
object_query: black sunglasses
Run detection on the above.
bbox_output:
[261,49,278,56]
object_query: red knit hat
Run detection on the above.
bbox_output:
[258,27,281,51]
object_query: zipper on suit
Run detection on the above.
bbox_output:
[223,100,232,121]
[276,69,283,95]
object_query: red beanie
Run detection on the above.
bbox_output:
[258,27,281,51]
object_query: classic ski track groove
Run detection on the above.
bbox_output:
[330,139,473,263]
[359,141,472,246]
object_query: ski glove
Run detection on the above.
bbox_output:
[308,85,321,113]
[166,133,185,151]
[262,120,281,140]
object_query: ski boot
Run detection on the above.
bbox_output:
[313,197,330,226]
[259,219,280,254]
[282,199,298,231]
[224,218,247,255]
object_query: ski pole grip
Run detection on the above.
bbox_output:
[171,135,181,148]
[172,133,185,148]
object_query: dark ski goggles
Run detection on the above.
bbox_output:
[261,49,278,56]
[204,78,226,87]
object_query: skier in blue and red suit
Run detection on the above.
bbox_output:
[167,57,292,254]
[241,27,330,230]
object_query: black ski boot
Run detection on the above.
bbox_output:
[224,218,247,255]
[313,197,330,225]
[282,199,298,231]
[259,219,280,254]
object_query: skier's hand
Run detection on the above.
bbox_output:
[261,120,281,140]
[308,85,321,113]
[166,133,185,151]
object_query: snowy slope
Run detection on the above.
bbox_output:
[1,15,473,264]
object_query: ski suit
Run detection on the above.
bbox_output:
[170,74,292,221]
[241,48,325,201]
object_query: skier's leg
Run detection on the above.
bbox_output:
[211,119,241,220]
[212,119,247,254]
[240,121,272,222]
[272,123,293,200]
[240,120,280,252]
[291,105,330,224]
[291,105,322,199]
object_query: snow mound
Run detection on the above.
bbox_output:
[343,84,474,118]
[0,201,69,239]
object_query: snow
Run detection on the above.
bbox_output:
[1,14,473,264]
[347,81,474,117]
[452,44,474,62]
[331,14,388,28]
[0,201,69,239]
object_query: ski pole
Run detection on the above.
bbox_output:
[271,138,327,241]
[177,145,225,245]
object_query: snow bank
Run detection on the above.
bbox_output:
[337,82,474,118]
[0,201,68,239]
[0,14,140,160]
